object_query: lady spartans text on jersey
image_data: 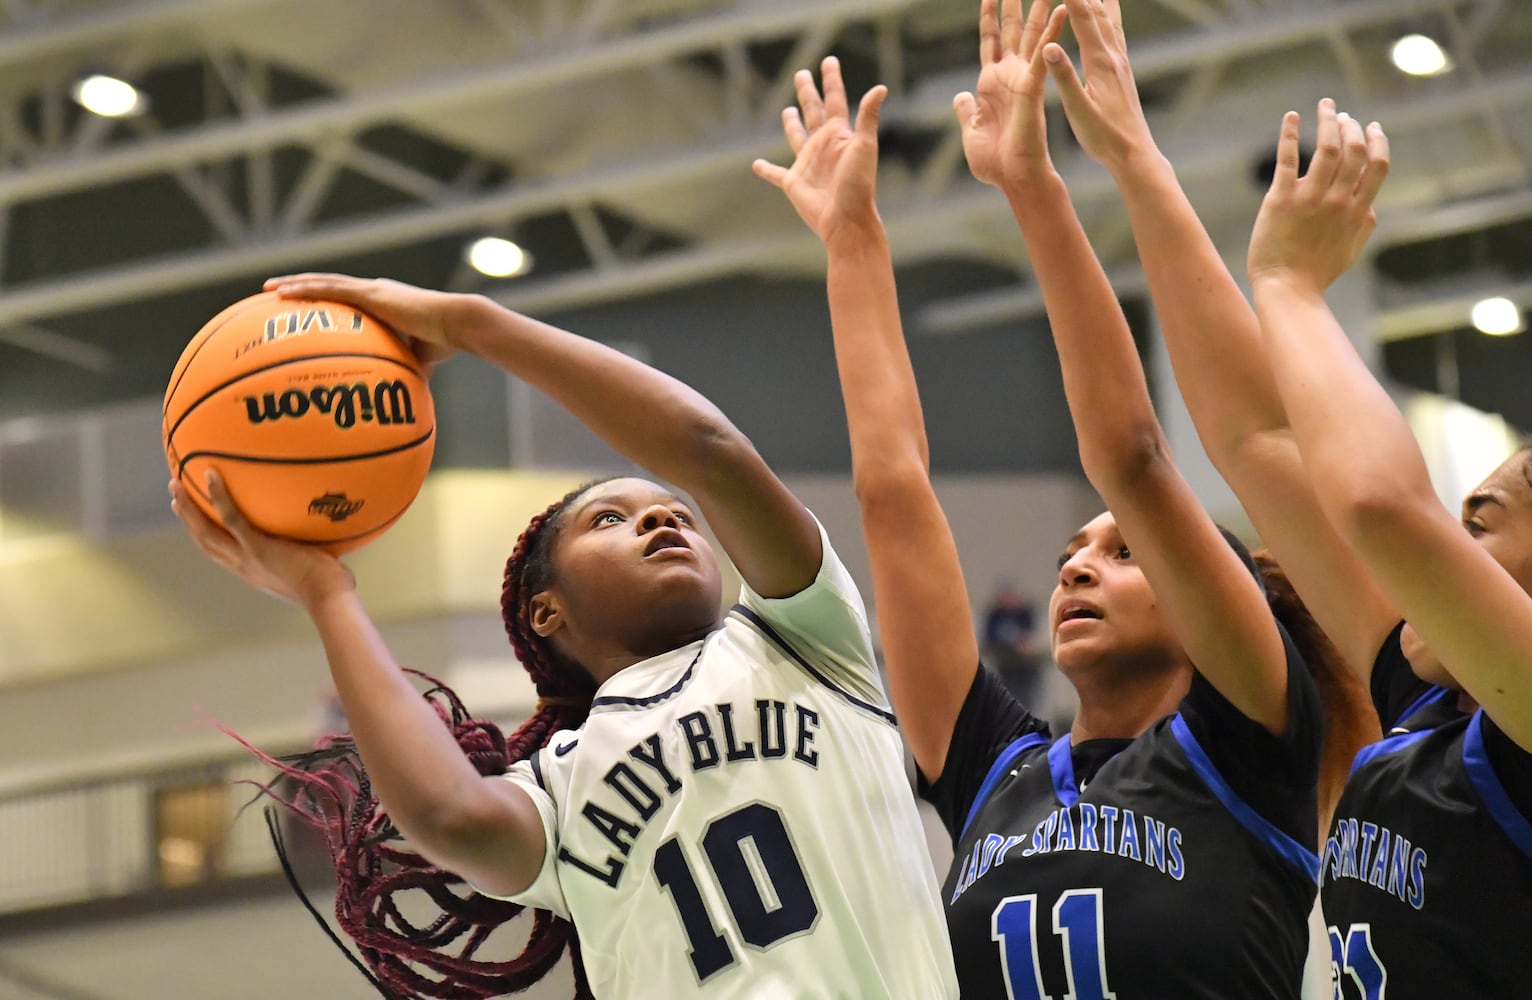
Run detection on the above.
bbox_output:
[556,698,821,887]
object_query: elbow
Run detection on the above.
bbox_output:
[1323,480,1426,551]
[852,447,931,511]
[1080,421,1174,493]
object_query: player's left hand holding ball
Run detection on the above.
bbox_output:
[264,273,460,370]
[171,468,355,609]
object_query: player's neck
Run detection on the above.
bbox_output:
[559,621,721,688]
[1069,665,1190,742]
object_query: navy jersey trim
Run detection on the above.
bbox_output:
[1391,684,1453,732]
[1463,712,1532,861]
[1170,715,1321,881]
[529,748,547,790]
[959,732,1051,840]
[1349,729,1433,778]
[729,604,898,726]
[589,646,704,712]
[1047,734,1080,807]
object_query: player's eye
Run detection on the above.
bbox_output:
[673,510,692,525]
[1056,550,1075,570]
[1464,519,1486,538]
[593,511,623,526]
[1115,545,1132,561]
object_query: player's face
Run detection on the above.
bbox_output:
[1049,512,1181,676]
[1407,449,1532,689]
[542,478,723,658]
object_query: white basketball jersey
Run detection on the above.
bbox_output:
[490,521,958,999]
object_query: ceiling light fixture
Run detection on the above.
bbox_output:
[1471,296,1524,337]
[467,236,532,278]
[1390,34,1453,77]
[70,73,146,118]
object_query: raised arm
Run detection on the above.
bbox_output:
[1250,106,1532,749]
[262,275,820,600]
[752,59,977,781]
[171,472,546,896]
[1042,0,1397,679]
[986,0,1287,730]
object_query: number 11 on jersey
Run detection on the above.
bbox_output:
[992,889,1117,1000]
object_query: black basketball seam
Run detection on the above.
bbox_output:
[172,426,436,476]
[162,294,275,419]
[164,351,424,451]
[178,459,421,549]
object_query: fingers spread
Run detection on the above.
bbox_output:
[1306,98,1342,191]
[1355,121,1391,207]
[1271,111,1303,193]
[752,158,789,190]
[856,85,888,139]
[1000,0,1025,54]
[170,482,241,567]
[1333,112,1369,198]
[795,69,827,131]
[1062,0,1110,67]
[954,91,979,128]
[1020,0,1051,59]
[821,56,850,122]
[980,0,1002,66]
[782,106,808,154]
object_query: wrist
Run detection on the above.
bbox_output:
[1249,267,1326,300]
[823,215,889,258]
[298,566,358,617]
[440,293,496,351]
[1003,172,1070,222]
[1108,145,1174,190]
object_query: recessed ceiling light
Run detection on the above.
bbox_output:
[466,237,531,278]
[1390,34,1453,77]
[1471,296,1523,336]
[70,73,145,118]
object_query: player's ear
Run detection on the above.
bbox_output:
[529,591,564,638]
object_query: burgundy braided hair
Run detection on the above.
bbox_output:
[240,480,615,1000]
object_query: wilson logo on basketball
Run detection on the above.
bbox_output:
[242,381,417,429]
[308,492,366,523]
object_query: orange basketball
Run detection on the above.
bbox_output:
[163,291,435,554]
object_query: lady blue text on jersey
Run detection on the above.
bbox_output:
[553,697,821,887]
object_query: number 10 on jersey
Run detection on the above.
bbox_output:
[654,803,820,982]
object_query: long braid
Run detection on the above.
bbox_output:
[241,480,613,1000]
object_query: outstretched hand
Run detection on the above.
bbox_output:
[954,0,1069,189]
[171,470,355,610]
[1041,0,1156,173]
[753,56,888,248]
[264,273,459,369]
[1248,100,1390,292]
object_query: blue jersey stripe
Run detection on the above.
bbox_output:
[1349,729,1434,778]
[1463,711,1532,862]
[1170,715,1321,882]
[730,604,898,726]
[960,732,1051,840]
[1391,684,1453,731]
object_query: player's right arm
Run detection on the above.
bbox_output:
[171,470,547,896]
[752,59,978,783]
[1044,0,1397,680]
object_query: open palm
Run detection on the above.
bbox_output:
[754,57,887,247]
[957,0,1068,188]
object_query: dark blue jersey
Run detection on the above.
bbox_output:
[922,623,1321,1000]
[1321,625,1532,999]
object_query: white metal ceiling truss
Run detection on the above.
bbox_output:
[0,0,1525,365]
